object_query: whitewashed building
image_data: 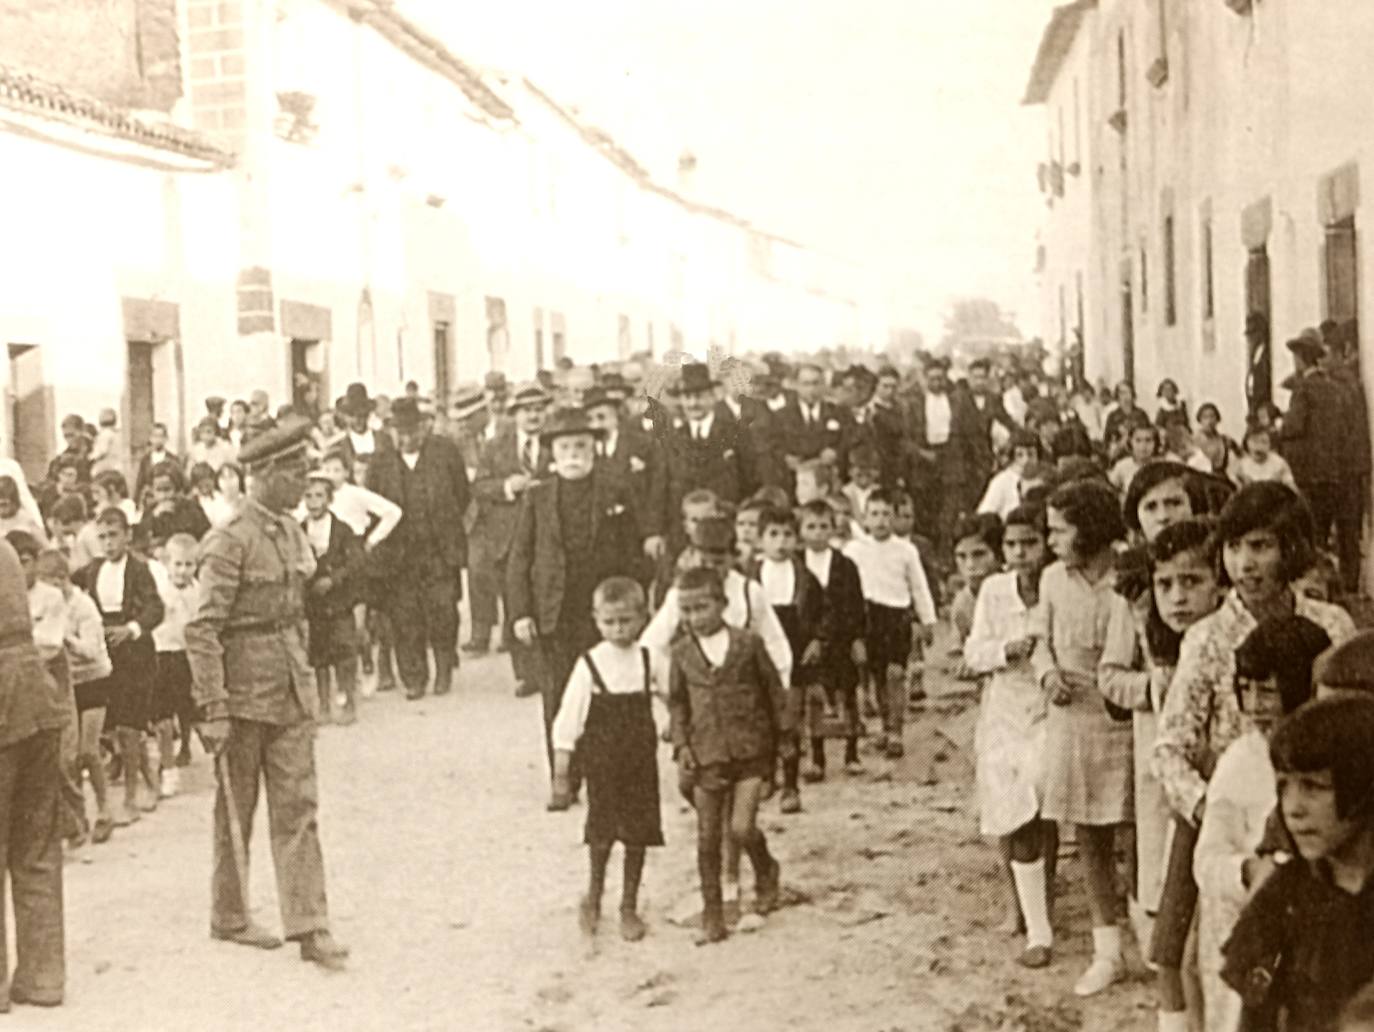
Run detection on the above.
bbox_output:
[0,0,878,480]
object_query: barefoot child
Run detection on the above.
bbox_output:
[844,491,937,759]
[965,504,1056,967]
[550,577,666,942]
[150,534,199,796]
[669,566,793,944]
[1031,479,1131,996]
[797,500,866,781]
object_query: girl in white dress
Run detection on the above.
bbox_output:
[966,503,1055,968]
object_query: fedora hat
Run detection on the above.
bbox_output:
[1286,336,1326,365]
[483,371,509,394]
[539,407,605,444]
[339,382,373,417]
[582,386,622,412]
[667,363,720,397]
[390,397,424,432]
[507,384,552,412]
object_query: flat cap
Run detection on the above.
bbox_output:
[1315,630,1374,690]
[236,415,314,470]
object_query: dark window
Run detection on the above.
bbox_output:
[1140,246,1149,312]
[485,297,509,371]
[432,322,451,407]
[1163,215,1177,326]
[1117,32,1128,109]
[1201,216,1215,320]
[1246,246,1273,406]
[1325,217,1359,323]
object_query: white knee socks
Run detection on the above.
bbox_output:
[1010,858,1053,949]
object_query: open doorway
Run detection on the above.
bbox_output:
[290,339,327,419]
[127,341,157,459]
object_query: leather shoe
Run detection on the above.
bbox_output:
[212,923,283,950]
[513,680,539,699]
[1018,944,1052,969]
[546,793,572,812]
[299,930,349,972]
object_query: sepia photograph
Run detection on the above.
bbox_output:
[0,1,1371,1029]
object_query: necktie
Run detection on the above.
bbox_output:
[522,438,535,472]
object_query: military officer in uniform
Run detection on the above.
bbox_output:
[185,416,348,972]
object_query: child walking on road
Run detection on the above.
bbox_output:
[669,566,793,945]
[550,577,666,942]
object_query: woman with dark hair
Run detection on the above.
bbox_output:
[1152,481,1355,839]
[1030,479,1131,995]
[1194,403,1238,480]
[1155,378,1189,429]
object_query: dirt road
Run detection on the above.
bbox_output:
[34,643,1153,1031]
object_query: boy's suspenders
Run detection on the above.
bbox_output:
[582,651,609,695]
[582,648,652,696]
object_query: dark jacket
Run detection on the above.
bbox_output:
[75,554,164,639]
[906,386,986,498]
[370,434,470,570]
[134,449,181,503]
[597,425,664,536]
[861,399,913,490]
[0,540,68,748]
[653,410,756,527]
[505,469,643,637]
[337,428,395,491]
[470,428,552,562]
[769,398,854,478]
[746,556,824,658]
[136,496,211,548]
[1279,369,1348,484]
[302,513,365,620]
[667,626,791,767]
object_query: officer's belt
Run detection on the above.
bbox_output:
[223,617,301,637]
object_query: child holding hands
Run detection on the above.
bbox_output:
[669,566,793,945]
[550,577,667,942]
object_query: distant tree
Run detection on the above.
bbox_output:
[940,298,1024,361]
[887,326,925,365]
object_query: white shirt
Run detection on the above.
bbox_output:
[304,513,332,555]
[550,640,669,753]
[1003,386,1027,426]
[977,466,1024,519]
[798,401,823,426]
[599,430,619,459]
[150,564,198,653]
[758,557,796,606]
[693,626,731,667]
[400,451,420,471]
[924,392,952,445]
[327,482,401,545]
[641,568,792,688]
[687,411,715,441]
[803,547,833,588]
[348,429,376,457]
[844,535,936,623]
[96,555,128,613]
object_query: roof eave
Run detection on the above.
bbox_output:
[1021,0,1096,106]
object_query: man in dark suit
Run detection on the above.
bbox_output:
[905,357,985,551]
[863,366,913,491]
[1279,336,1349,559]
[369,399,470,701]
[717,357,779,488]
[769,361,854,491]
[584,385,664,559]
[506,409,643,810]
[652,363,756,528]
[336,383,395,492]
[963,358,1018,490]
[470,385,551,686]
[132,422,179,505]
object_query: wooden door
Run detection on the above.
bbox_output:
[127,341,156,456]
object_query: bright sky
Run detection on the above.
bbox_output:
[402,0,1062,341]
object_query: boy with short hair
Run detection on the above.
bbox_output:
[844,491,937,759]
[796,500,866,779]
[74,508,164,824]
[301,472,365,725]
[46,494,98,573]
[150,534,200,794]
[669,566,793,944]
[550,577,667,942]
[841,446,881,523]
[733,500,764,569]
[749,507,823,814]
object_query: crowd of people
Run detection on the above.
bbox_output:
[0,327,1372,1027]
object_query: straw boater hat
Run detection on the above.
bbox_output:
[506,384,552,412]
[667,363,720,397]
[450,387,487,422]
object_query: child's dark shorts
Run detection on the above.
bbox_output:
[865,602,912,674]
[694,756,774,791]
[150,651,193,724]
